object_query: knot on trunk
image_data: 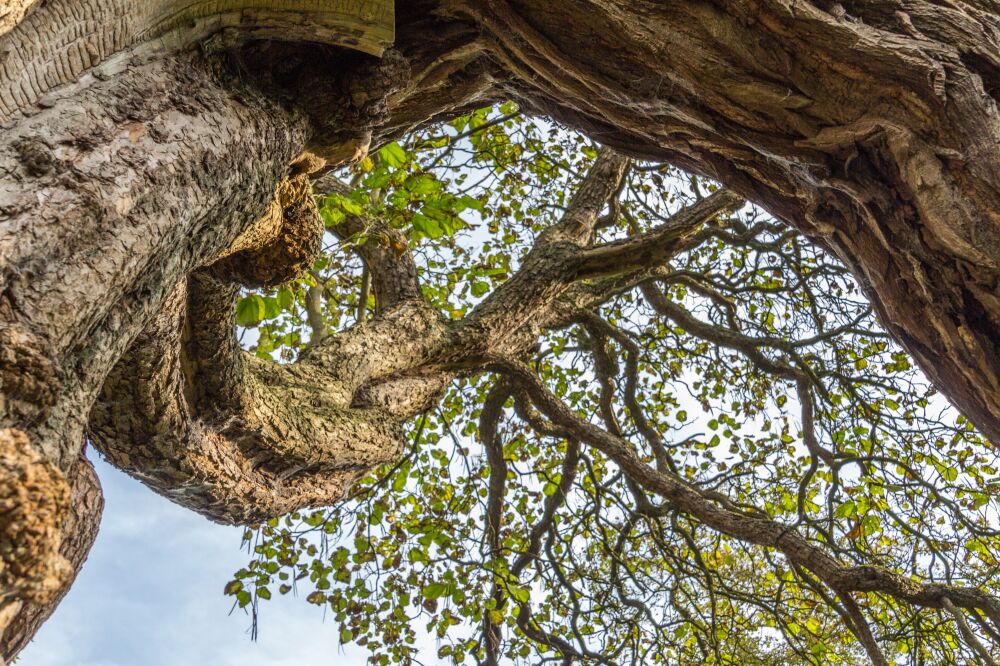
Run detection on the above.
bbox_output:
[0,327,60,422]
[0,429,71,608]
[236,43,409,168]
[209,175,323,288]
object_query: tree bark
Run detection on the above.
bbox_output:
[0,0,394,120]
[0,5,490,646]
[436,0,1000,443]
[0,46,314,650]
[0,450,102,663]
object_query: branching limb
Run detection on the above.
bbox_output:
[493,358,1000,656]
[535,148,631,246]
[88,181,441,524]
[480,379,512,666]
[453,185,734,365]
[837,591,890,666]
[942,596,999,666]
[575,190,742,279]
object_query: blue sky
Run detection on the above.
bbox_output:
[17,455,374,666]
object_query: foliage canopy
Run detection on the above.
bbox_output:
[225,106,1000,666]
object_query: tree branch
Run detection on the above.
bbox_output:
[494,359,1000,652]
[575,190,743,279]
[315,173,424,311]
[479,379,512,666]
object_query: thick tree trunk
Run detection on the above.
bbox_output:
[0,50,310,463]
[440,0,1000,443]
[0,450,102,663]
[0,1,482,648]
[0,48,312,649]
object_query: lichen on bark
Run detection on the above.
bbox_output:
[0,429,72,618]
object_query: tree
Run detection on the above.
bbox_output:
[1,0,999,661]
[217,109,1000,665]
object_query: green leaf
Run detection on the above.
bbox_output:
[412,213,444,239]
[455,195,484,212]
[379,141,408,168]
[320,206,345,228]
[277,287,294,310]
[834,500,856,518]
[236,295,266,328]
[423,582,448,600]
[392,461,411,493]
[405,173,442,195]
[510,586,530,604]
[263,296,281,320]
[324,194,365,216]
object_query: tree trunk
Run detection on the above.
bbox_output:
[0,1,483,648]
[0,450,102,663]
[439,0,1000,444]
[0,47,311,649]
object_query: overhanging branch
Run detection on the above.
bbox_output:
[494,358,1000,646]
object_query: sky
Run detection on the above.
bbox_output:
[17,455,374,666]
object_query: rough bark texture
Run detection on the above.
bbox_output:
[437,0,1000,445]
[0,51,312,464]
[0,450,102,663]
[3,0,1000,657]
[0,0,39,38]
[0,27,412,648]
[0,429,70,625]
[88,278,439,524]
[0,0,393,120]
[0,49,312,649]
